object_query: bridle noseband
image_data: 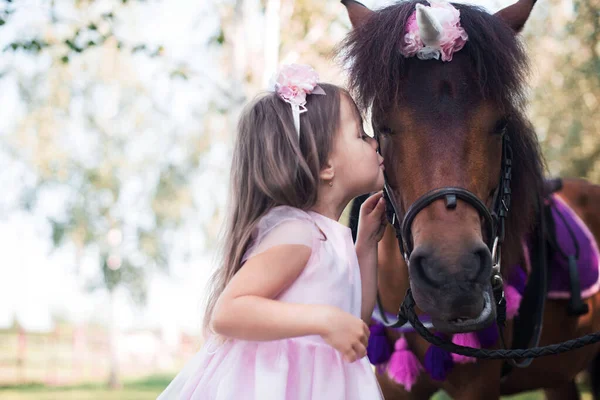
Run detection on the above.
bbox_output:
[386,185,496,257]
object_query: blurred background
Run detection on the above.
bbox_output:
[0,0,597,399]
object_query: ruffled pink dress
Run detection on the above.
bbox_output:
[158,206,383,400]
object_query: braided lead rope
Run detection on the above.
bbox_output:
[400,289,600,359]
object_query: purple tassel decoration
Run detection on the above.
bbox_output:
[387,336,422,391]
[476,323,499,348]
[505,284,523,320]
[451,332,480,363]
[423,333,454,381]
[367,322,393,365]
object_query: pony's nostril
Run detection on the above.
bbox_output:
[471,245,492,282]
[410,248,442,289]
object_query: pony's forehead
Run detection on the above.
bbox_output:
[372,99,500,136]
[370,63,487,123]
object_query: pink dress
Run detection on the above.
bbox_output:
[158,206,383,400]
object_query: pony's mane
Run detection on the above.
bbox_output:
[340,1,546,266]
[339,1,529,112]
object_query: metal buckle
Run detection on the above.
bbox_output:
[490,236,504,291]
[491,236,501,274]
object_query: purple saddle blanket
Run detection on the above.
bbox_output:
[510,194,600,299]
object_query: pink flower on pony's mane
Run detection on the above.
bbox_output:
[271,64,326,107]
[401,0,468,62]
[403,13,423,56]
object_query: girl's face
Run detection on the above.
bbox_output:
[329,94,385,198]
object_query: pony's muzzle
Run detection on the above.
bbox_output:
[408,242,496,333]
[409,242,492,288]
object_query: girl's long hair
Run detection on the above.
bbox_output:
[203,84,345,332]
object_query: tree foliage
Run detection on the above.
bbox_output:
[0,0,224,305]
[524,0,600,181]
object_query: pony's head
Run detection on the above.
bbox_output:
[341,0,544,333]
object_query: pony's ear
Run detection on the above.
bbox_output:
[494,0,537,33]
[341,0,374,29]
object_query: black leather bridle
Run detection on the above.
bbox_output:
[377,133,513,327]
[371,131,600,364]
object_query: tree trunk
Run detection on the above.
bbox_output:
[107,289,121,389]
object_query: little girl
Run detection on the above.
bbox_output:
[159,64,386,399]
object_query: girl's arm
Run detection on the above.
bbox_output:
[355,241,378,322]
[211,244,330,341]
[212,229,371,362]
[355,192,387,323]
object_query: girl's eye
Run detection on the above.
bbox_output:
[361,134,369,141]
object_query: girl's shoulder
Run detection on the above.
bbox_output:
[243,206,322,263]
[254,205,322,242]
[257,205,313,229]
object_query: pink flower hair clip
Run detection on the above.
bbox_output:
[270,64,326,137]
[401,0,469,62]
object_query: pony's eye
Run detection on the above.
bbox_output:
[377,126,393,136]
[493,117,509,135]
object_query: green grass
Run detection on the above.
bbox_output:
[0,375,592,400]
[0,375,172,400]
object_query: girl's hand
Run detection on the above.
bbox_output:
[319,306,370,363]
[357,191,387,245]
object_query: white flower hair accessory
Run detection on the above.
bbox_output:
[269,64,326,138]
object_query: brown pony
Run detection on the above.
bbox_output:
[340,0,600,399]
